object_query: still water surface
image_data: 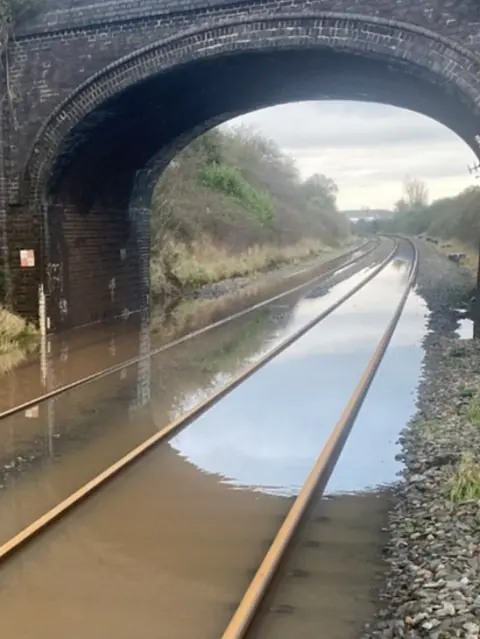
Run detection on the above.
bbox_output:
[0,245,390,543]
[0,242,428,639]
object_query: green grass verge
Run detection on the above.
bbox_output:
[447,452,480,503]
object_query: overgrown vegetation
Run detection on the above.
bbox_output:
[0,306,37,353]
[447,452,480,503]
[150,126,350,300]
[370,175,480,256]
[198,163,274,225]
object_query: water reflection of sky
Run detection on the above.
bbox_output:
[456,317,473,340]
[169,256,427,497]
[167,265,379,416]
[325,287,427,495]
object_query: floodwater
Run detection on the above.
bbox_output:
[0,242,371,413]
[457,316,474,339]
[250,249,430,639]
[0,239,424,639]
[170,246,416,496]
[0,240,391,544]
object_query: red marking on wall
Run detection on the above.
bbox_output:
[20,249,35,268]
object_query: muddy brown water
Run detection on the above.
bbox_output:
[247,492,391,639]
[0,239,392,547]
[0,241,373,413]
[0,240,427,639]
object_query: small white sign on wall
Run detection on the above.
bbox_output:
[20,249,35,268]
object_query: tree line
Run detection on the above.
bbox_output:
[368,175,480,246]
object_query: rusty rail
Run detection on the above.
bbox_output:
[0,239,396,564]
[0,239,380,422]
[220,237,418,639]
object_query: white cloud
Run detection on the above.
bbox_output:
[224,101,477,210]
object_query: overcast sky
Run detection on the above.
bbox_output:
[226,101,477,211]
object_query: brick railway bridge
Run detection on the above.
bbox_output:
[1,0,480,333]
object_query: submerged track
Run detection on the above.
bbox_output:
[0,240,378,421]
[0,237,419,639]
[222,237,418,639]
[0,238,397,563]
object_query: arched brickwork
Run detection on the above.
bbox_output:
[11,12,480,331]
[25,14,480,203]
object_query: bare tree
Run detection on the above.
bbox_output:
[402,175,429,210]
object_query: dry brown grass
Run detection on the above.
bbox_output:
[433,238,478,275]
[0,348,29,374]
[169,235,329,289]
[0,306,38,355]
[447,452,480,503]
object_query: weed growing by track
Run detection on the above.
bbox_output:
[466,399,480,425]
[447,452,480,503]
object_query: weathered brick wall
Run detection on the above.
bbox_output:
[7,0,480,184]
[46,202,141,329]
[1,0,480,331]
[15,0,480,49]
[0,81,7,303]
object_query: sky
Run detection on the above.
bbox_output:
[226,101,478,212]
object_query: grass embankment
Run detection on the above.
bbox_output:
[432,237,478,275]
[150,126,351,300]
[448,452,480,502]
[372,183,480,277]
[157,237,329,291]
[0,307,38,369]
[449,398,480,503]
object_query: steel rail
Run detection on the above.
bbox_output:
[220,237,418,639]
[11,240,374,368]
[0,240,396,565]
[0,239,380,422]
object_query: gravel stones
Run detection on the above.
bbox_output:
[363,241,480,639]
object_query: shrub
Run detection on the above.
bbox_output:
[198,162,274,226]
[0,306,38,354]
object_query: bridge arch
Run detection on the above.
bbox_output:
[21,12,480,330]
[25,13,480,198]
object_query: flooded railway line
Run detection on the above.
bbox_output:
[0,238,378,416]
[0,239,394,549]
[222,238,417,638]
[0,237,422,639]
[0,237,391,545]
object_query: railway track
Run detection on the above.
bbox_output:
[0,238,379,421]
[0,237,395,562]
[221,237,418,639]
[0,236,417,639]
[0,238,388,539]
